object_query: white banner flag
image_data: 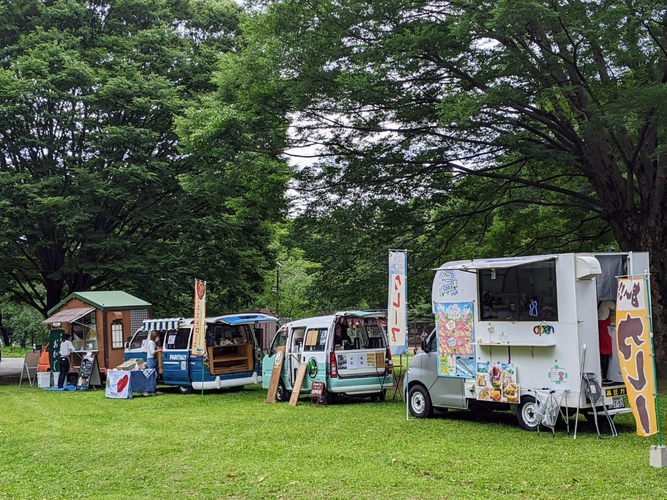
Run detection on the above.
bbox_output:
[388,251,408,355]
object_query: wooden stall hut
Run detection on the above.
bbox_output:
[43,291,152,374]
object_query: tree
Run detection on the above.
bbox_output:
[223,0,667,363]
[0,0,287,316]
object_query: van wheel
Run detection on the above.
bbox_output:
[408,385,433,418]
[517,395,540,431]
[276,380,288,402]
[178,385,193,395]
[371,390,386,402]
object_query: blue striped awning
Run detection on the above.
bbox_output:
[141,318,183,331]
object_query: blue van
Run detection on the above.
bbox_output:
[125,314,278,394]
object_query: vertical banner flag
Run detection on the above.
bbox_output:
[192,279,206,356]
[388,250,407,355]
[616,277,658,437]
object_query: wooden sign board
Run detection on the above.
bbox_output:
[305,330,318,347]
[310,381,326,406]
[375,352,385,368]
[265,346,285,403]
[289,363,308,406]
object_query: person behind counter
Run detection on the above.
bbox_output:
[57,333,76,388]
[333,323,351,347]
[146,330,161,370]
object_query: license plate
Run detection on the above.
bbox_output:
[605,387,627,397]
[611,397,625,409]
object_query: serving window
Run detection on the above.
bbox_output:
[479,261,558,321]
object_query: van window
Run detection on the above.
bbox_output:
[303,328,327,352]
[287,327,306,352]
[479,261,558,321]
[130,330,148,350]
[166,328,191,350]
[269,328,288,356]
[207,324,252,347]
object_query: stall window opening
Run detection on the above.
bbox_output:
[71,311,97,350]
[479,261,558,321]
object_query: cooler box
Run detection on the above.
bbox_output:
[37,372,51,388]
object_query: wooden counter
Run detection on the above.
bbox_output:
[208,343,253,374]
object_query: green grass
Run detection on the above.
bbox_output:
[0,380,665,500]
[1,346,32,358]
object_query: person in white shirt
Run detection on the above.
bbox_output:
[146,330,160,370]
[58,333,76,388]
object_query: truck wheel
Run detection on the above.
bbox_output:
[408,385,433,418]
[178,384,193,395]
[275,380,288,402]
[517,395,540,431]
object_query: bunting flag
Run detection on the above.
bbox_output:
[192,279,206,356]
[388,250,407,355]
[616,276,658,437]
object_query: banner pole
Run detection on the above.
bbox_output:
[201,353,205,396]
[645,271,662,446]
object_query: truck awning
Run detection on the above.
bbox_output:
[43,307,96,325]
[142,318,183,331]
[211,314,278,325]
[434,255,557,272]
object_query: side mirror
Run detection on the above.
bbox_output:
[421,339,429,353]
[124,342,129,350]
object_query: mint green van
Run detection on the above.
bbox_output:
[262,311,393,403]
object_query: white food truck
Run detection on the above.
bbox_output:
[407,252,649,431]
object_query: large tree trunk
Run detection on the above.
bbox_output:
[612,219,667,373]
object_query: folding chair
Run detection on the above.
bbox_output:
[580,372,617,439]
[19,352,40,387]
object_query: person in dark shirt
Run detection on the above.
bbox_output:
[333,323,351,346]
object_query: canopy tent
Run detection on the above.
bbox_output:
[433,255,558,272]
[141,318,183,331]
[210,313,278,325]
[43,307,96,325]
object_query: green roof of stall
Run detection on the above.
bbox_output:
[48,291,152,315]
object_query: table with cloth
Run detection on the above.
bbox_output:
[105,369,157,399]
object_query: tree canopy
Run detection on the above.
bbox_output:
[211,0,667,358]
[0,0,288,317]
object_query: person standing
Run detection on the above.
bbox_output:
[146,330,159,370]
[57,333,76,388]
[598,300,616,384]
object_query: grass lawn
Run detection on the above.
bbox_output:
[1,346,32,359]
[1,380,665,500]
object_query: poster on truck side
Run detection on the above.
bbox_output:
[434,302,474,377]
[616,277,658,437]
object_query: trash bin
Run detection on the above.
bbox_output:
[37,372,51,388]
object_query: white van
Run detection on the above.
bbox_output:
[262,311,394,402]
[407,252,647,431]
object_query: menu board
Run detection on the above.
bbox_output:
[77,353,101,389]
[435,302,475,377]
